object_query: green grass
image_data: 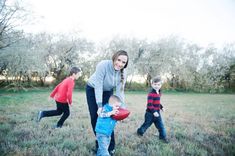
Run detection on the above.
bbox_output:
[0,91,235,156]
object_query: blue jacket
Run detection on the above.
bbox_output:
[95,104,117,136]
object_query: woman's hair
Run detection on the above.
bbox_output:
[69,67,81,76]
[112,50,129,69]
[112,50,129,90]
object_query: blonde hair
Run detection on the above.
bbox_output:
[109,95,121,103]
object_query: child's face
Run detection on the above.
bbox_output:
[151,81,162,91]
[110,100,121,110]
[74,71,82,80]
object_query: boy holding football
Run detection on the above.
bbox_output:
[95,95,121,156]
[137,77,168,143]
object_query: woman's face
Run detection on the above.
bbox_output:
[113,55,128,71]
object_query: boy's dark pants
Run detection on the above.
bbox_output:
[137,110,166,139]
[86,85,115,152]
[42,101,70,127]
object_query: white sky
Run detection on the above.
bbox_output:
[23,0,235,47]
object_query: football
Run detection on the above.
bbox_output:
[112,108,130,121]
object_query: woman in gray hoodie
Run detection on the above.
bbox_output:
[86,50,129,155]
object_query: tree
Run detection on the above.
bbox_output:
[0,0,26,50]
[133,36,186,87]
[0,32,95,89]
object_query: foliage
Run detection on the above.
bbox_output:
[0,1,235,93]
[0,32,94,88]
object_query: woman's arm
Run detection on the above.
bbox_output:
[93,61,106,107]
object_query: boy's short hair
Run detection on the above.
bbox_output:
[69,67,81,76]
[151,77,161,83]
[109,95,121,103]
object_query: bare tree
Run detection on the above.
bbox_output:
[0,0,26,50]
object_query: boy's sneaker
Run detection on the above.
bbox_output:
[52,125,62,129]
[91,148,97,154]
[160,138,169,144]
[109,149,115,156]
[37,111,43,122]
[137,132,143,136]
[137,129,143,136]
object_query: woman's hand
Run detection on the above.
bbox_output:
[97,107,103,115]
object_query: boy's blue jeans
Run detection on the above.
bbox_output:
[137,111,166,139]
[96,133,111,156]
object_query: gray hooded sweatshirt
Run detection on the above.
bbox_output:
[87,60,126,107]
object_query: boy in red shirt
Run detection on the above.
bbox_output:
[37,67,82,128]
[137,77,168,143]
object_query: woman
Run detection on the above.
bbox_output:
[86,50,128,155]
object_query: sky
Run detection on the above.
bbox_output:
[23,0,235,47]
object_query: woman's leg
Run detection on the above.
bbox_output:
[86,85,99,150]
[86,85,98,134]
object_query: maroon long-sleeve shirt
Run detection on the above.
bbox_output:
[146,89,162,113]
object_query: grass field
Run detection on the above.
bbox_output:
[0,90,234,156]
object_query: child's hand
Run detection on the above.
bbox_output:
[109,109,119,116]
[153,112,159,117]
[48,96,53,102]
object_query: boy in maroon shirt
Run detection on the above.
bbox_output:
[137,77,168,143]
[37,67,82,128]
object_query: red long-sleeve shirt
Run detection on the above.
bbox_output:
[50,77,75,105]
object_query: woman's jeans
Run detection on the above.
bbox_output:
[96,133,111,156]
[86,84,115,151]
[137,110,166,139]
